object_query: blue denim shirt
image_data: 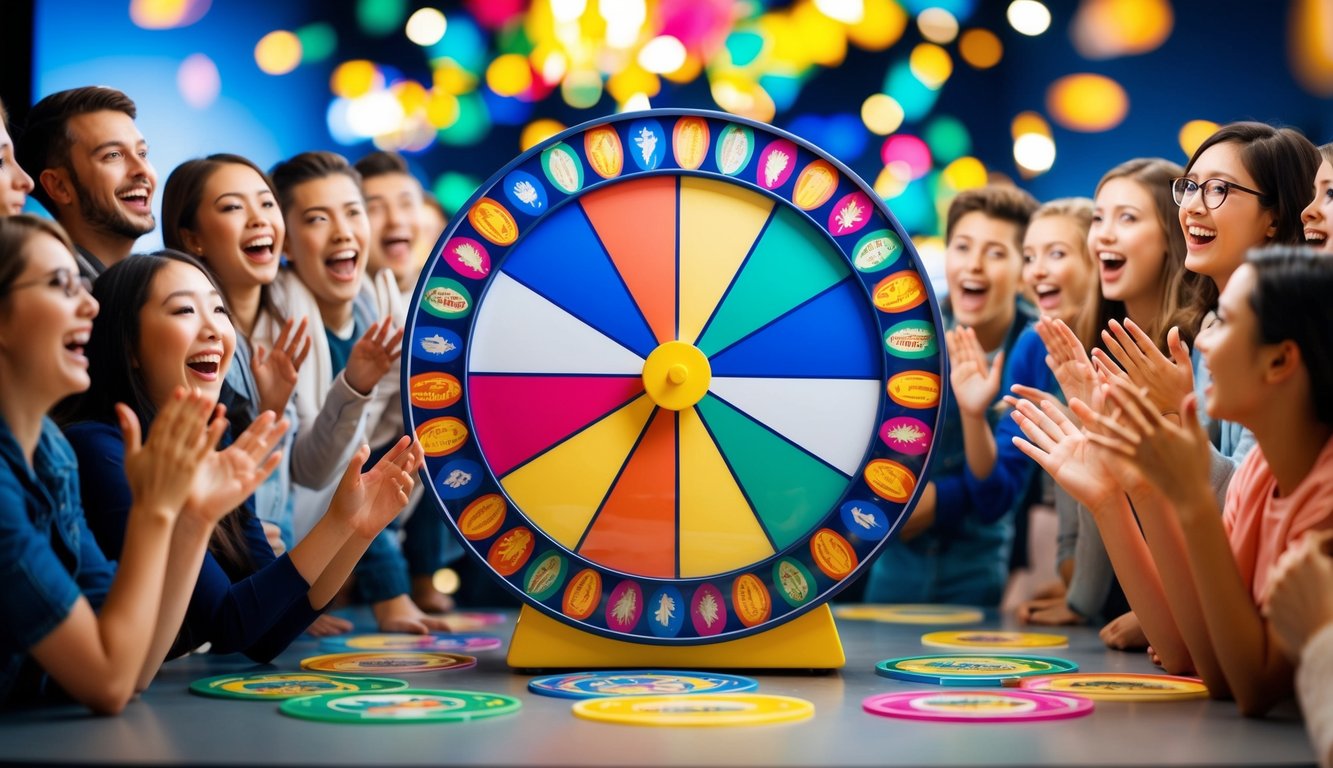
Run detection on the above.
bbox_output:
[0,416,115,707]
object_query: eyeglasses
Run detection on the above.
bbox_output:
[1171,177,1267,210]
[6,268,93,299]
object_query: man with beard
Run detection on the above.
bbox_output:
[18,87,156,279]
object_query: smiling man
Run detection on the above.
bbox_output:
[18,86,157,279]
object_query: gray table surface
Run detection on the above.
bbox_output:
[0,605,1316,767]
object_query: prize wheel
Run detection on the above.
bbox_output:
[404,109,946,645]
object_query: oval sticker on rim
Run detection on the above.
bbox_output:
[584,125,624,179]
[887,371,942,408]
[467,198,518,246]
[864,458,917,503]
[458,494,506,540]
[417,416,469,456]
[672,117,710,170]
[873,271,927,313]
[563,569,602,620]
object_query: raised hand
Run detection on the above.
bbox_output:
[947,326,1004,419]
[1008,383,1074,423]
[1009,396,1122,511]
[1263,530,1333,661]
[344,317,404,396]
[329,436,420,540]
[253,315,311,415]
[121,388,214,518]
[184,409,289,526]
[1035,316,1096,408]
[1099,319,1194,417]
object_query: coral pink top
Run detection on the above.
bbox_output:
[1225,434,1333,605]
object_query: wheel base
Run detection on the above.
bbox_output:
[506,604,845,670]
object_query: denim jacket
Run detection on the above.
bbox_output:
[0,416,115,706]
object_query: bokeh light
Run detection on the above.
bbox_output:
[1290,0,1333,95]
[881,134,932,179]
[331,60,381,98]
[883,59,940,121]
[639,35,688,73]
[941,156,987,191]
[131,0,210,30]
[486,54,533,97]
[466,0,525,30]
[437,92,491,145]
[357,0,405,37]
[958,28,1002,69]
[1046,73,1129,132]
[254,30,302,76]
[176,53,220,109]
[296,23,337,63]
[520,118,566,151]
[917,8,959,44]
[1007,0,1051,36]
[406,8,448,47]
[1013,132,1056,174]
[561,68,605,108]
[427,13,487,74]
[1010,110,1052,139]
[923,115,971,163]
[861,93,905,135]
[434,171,482,216]
[909,43,953,89]
[1178,119,1220,157]
[847,0,908,50]
[1073,0,1173,60]
[814,0,866,24]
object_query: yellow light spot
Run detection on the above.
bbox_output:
[874,164,909,199]
[847,0,907,50]
[131,0,208,30]
[909,43,953,89]
[861,93,905,135]
[1010,110,1051,140]
[942,156,988,191]
[520,118,566,151]
[814,0,864,24]
[959,28,1003,69]
[607,65,660,103]
[433,61,478,95]
[1290,0,1333,96]
[793,1,849,67]
[561,69,604,109]
[426,90,459,128]
[1178,120,1220,158]
[662,54,704,84]
[1073,0,1173,59]
[331,60,380,98]
[254,30,302,76]
[486,53,533,98]
[917,8,959,44]
[1046,73,1129,132]
[710,75,776,123]
[393,80,429,116]
[432,567,460,595]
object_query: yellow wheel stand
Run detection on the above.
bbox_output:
[507,603,845,670]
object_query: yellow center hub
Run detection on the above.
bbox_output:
[642,341,711,411]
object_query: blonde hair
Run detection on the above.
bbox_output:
[1029,197,1098,348]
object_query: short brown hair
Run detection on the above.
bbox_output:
[269,151,362,214]
[944,185,1039,249]
[16,87,139,212]
[354,150,411,181]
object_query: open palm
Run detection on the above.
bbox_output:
[1035,316,1096,407]
[1010,397,1121,511]
[331,436,420,539]
[186,410,288,526]
[947,326,1003,418]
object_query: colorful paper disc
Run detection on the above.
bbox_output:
[528,670,758,699]
[319,633,502,653]
[572,693,814,727]
[300,652,477,674]
[862,690,1093,722]
[833,604,984,624]
[1018,673,1208,701]
[279,689,521,724]
[189,672,408,700]
[921,630,1068,650]
[876,654,1078,686]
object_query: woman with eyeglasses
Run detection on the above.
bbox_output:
[0,215,245,713]
[1300,143,1333,254]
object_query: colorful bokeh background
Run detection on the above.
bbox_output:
[23,0,1333,265]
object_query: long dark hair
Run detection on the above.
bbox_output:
[65,249,255,570]
[1247,246,1333,427]
[1091,158,1209,352]
[162,154,286,327]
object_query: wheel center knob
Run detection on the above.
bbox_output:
[642,341,711,410]
[667,364,688,385]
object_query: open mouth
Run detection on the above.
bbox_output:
[953,279,989,313]
[186,352,222,379]
[241,235,276,264]
[325,249,359,281]
[1186,224,1217,246]
[117,187,151,214]
[1098,252,1126,281]
[63,330,90,363]
[1305,228,1328,247]
[1033,283,1063,310]
[382,235,413,261]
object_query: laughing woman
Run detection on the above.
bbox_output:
[1300,143,1333,254]
[63,251,420,661]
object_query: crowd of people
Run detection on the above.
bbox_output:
[1,85,1332,766]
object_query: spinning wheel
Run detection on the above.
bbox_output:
[404,110,945,664]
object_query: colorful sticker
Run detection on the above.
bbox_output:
[647,585,685,638]
[884,319,938,359]
[441,236,491,279]
[828,191,873,237]
[921,630,1068,650]
[322,634,502,654]
[628,119,666,171]
[410,326,462,364]
[1019,673,1208,701]
[190,672,407,700]
[672,117,710,170]
[839,499,889,541]
[585,125,624,179]
[690,583,727,636]
[731,574,771,627]
[457,494,506,541]
[793,160,838,210]
[417,416,468,457]
[879,416,932,456]
[773,557,816,608]
[529,671,757,699]
[523,551,568,601]
[280,689,519,724]
[756,139,798,190]
[409,372,461,410]
[872,271,928,313]
[810,528,857,579]
[541,143,585,193]
[502,170,548,215]
[421,277,473,320]
[563,568,602,620]
[300,652,476,674]
[486,527,534,576]
[467,198,518,246]
[572,694,814,727]
[853,229,904,273]
[887,371,942,409]
[715,124,755,176]
[864,459,917,503]
[862,690,1092,723]
[433,459,482,500]
[606,581,644,632]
